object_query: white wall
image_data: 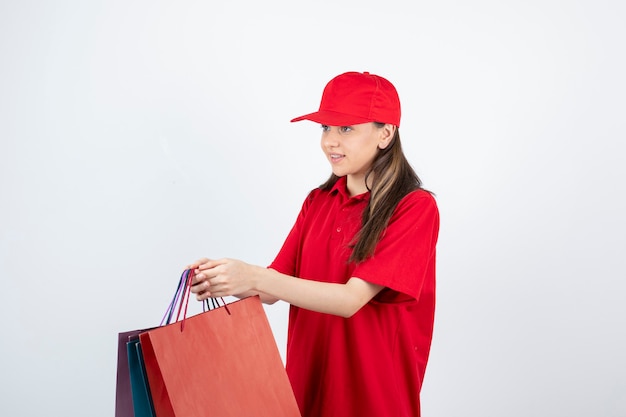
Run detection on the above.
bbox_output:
[1,1,624,416]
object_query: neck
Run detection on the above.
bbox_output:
[346,174,371,197]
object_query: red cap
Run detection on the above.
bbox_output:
[291,71,401,127]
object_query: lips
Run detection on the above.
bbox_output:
[329,153,345,162]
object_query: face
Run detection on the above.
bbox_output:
[320,122,394,195]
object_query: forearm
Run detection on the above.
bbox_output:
[233,289,279,305]
[250,266,381,318]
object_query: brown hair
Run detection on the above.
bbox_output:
[320,123,427,263]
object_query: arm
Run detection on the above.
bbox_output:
[189,258,383,318]
[232,290,280,305]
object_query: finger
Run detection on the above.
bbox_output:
[191,274,211,288]
[186,258,210,270]
[196,289,212,301]
[196,259,220,271]
[191,272,206,285]
[186,260,200,269]
[206,274,226,288]
[199,258,232,271]
[191,277,211,292]
[206,279,230,297]
[194,270,220,285]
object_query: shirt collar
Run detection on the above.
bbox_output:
[330,176,370,202]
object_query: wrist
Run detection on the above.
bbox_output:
[248,263,264,292]
[252,265,275,294]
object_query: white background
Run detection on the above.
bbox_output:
[1,1,625,416]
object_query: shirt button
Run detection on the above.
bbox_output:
[336,227,342,232]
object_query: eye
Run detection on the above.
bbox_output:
[320,124,330,132]
[339,126,353,133]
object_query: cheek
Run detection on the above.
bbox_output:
[359,140,380,160]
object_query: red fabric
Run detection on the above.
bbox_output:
[290,71,401,127]
[270,176,440,417]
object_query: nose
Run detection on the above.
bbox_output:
[321,129,339,149]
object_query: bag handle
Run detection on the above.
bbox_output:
[160,269,191,326]
[160,269,231,332]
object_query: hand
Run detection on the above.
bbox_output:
[185,258,210,271]
[188,258,255,300]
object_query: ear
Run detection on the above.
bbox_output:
[377,124,396,149]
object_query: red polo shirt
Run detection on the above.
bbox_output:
[270,176,440,417]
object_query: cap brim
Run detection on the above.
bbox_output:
[290,110,374,126]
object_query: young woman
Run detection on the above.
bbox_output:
[188,71,440,417]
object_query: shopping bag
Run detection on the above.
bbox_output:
[127,335,156,417]
[115,271,189,417]
[115,329,150,417]
[139,271,301,417]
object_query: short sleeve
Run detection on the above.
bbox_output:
[352,190,440,299]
